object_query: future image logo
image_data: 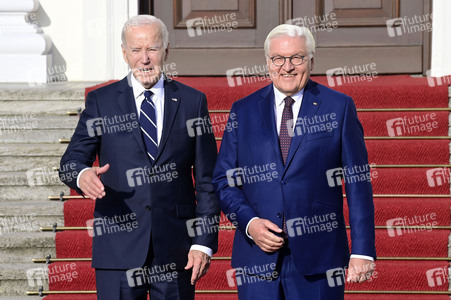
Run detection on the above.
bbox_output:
[426,267,449,287]
[386,213,438,237]
[386,14,432,37]
[186,13,238,37]
[226,163,278,187]
[86,113,139,137]
[226,263,277,287]
[326,63,378,87]
[326,163,377,187]
[386,114,438,137]
[226,65,270,87]
[286,213,338,237]
[426,167,450,187]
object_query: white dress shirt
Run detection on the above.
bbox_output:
[245,86,373,262]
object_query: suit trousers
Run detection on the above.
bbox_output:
[236,246,345,300]
[95,242,195,300]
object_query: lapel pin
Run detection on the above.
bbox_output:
[172,98,178,102]
[313,102,318,105]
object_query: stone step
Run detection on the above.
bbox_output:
[0,171,65,187]
[0,115,79,130]
[0,232,56,264]
[0,144,66,157]
[0,202,64,229]
[0,81,99,101]
[0,128,74,143]
[0,185,69,202]
[0,263,49,296]
[0,100,85,116]
[0,156,62,172]
[0,297,40,299]
[0,260,84,296]
[0,143,68,172]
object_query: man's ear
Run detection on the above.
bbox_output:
[121,44,129,65]
[164,43,170,61]
[310,57,314,72]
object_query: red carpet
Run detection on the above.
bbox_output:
[209,111,449,138]
[55,227,450,259]
[176,75,449,109]
[46,260,449,292]
[43,295,451,300]
[44,75,450,299]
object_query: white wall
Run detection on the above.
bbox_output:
[38,0,138,81]
[431,0,451,77]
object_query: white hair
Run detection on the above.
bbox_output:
[264,24,315,58]
[121,15,169,49]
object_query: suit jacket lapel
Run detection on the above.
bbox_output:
[284,80,322,172]
[153,77,181,164]
[116,76,148,156]
[258,85,284,167]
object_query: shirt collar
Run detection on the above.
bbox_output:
[273,85,304,107]
[130,73,165,100]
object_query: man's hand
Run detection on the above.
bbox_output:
[248,219,284,253]
[185,250,211,285]
[79,164,110,200]
[347,258,375,283]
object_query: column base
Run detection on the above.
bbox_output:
[0,54,52,84]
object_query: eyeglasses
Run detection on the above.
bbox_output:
[269,55,308,67]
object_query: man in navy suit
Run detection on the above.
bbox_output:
[60,15,219,300]
[213,24,376,299]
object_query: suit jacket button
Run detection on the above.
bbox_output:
[281,180,287,185]
[277,213,282,218]
[146,205,151,211]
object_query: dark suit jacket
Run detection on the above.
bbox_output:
[213,80,376,275]
[60,75,219,270]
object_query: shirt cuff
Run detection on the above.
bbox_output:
[190,245,213,257]
[76,167,91,189]
[245,217,260,240]
[350,254,374,261]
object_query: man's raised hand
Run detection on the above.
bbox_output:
[79,164,110,200]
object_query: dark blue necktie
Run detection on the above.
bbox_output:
[139,90,158,161]
[279,96,294,235]
[279,96,294,165]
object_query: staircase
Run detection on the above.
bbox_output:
[0,82,96,299]
[2,76,450,299]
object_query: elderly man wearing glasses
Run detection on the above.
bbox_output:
[213,24,376,299]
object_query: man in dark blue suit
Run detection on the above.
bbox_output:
[213,24,376,299]
[60,15,219,300]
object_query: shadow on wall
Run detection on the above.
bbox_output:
[34,4,67,83]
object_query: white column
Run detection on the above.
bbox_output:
[0,0,52,83]
[430,0,451,77]
[82,0,138,81]
[108,0,139,80]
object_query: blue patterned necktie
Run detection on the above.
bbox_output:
[279,96,294,236]
[279,96,294,165]
[139,90,158,161]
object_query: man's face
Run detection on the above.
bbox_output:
[122,24,168,89]
[267,35,313,96]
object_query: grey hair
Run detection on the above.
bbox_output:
[121,15,169,49]
[264,24,315,58]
